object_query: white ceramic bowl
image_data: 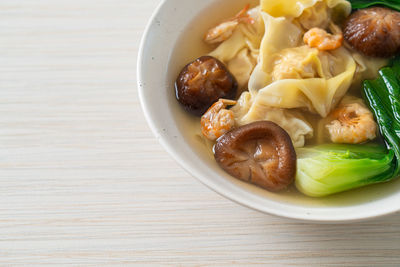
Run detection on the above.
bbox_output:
[138,0,400,222]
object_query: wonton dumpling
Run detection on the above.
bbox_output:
[249,45,357,117]
[237,0,355,118]
[231,92,313,148]
[209,7,264,90]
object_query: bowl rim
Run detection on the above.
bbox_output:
[137,0,400,223]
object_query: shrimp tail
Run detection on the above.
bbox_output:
[204,4,254,44]
[234,4,255,24]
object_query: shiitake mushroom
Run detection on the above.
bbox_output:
[214,121,297,192]
[175,56,238,116]
[343,7,400,58]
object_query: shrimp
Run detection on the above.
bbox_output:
[204,4,255,44]
[201,99,237,141]
[326,103,377,144]
[303,27,343,51]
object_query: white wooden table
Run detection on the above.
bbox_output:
[1,0,400,265]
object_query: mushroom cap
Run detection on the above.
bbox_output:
[175,56,238,116]
[343,7,400,58]
[214,121,297,192]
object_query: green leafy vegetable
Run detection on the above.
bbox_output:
[349,0,400,12]
[296,57,400,197]
[296,144,394,197]
[363,57,400,178]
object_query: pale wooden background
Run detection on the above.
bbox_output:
[1,0,400,265]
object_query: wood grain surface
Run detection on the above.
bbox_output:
[1,0,400,265]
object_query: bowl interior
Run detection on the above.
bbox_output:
[138,0,400,222]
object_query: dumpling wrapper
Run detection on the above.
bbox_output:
[231,92,314,148]
[209,7,264,91]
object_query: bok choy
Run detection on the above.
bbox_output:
[296,58,400,197]
[296,144,394,197]
[363,57,400,178]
